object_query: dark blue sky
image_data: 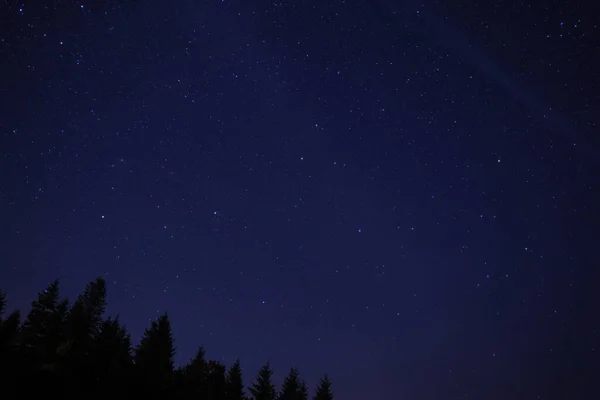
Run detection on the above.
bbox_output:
[1,1,599,399]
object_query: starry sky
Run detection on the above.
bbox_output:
[1,1,599,399]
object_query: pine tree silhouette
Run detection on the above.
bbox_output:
[20,281,67,370]
[313,375,333,400]
[0,291,21,398]
[0,309,20,351]
[206,359,227,400]
[135,313,176,397]
[0,278,336,398]
[226,359,246,400]
[180,345,208,399]
[67,277,107,342]
[249,362,277,400]
[0,290,20,361]
[17,280,69,395]
[299,380,309,400]
[0,290,20,352]
[94,316,133,395]
[63,277,107,394]
[279,367,303,400]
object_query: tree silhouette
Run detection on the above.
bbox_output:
[20,281,68,371]
[0,291,20,398]
[226,359,246,400]
[249,362,277,400]
[179,345,208,399]
[63,277,107,394]
[135,313,176,396]
[0,278,336,398]
[93,316,133,395]
[0,290,20,377]
[206,359,227,400]
[0,290,20,352]
[299,380,309,400]
[0,309,20,352]
[313,375,334,400]
[279,367,303,400]
[67,277,107,339]
[15,280,69,395]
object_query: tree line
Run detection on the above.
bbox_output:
[0,278,334,399]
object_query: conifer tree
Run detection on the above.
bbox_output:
[94,316,133,394]
[180,345,208,399]
[20,280,67,368]
[206,359,227,400]
[226,359,246,400]
[135,313,176,396]
[299,381,309,400]
[279,367,302,400]
[0,309,20,350]
[313,375,333,400]
[0,299,20,398]
[249,362,276,400]
[0,280,339,399]
[97,317,133,369]
[62,278,107,393]
[186,345,207,378]
[18,281,69,395]
[0,290,20,352]
[67,277,107,342]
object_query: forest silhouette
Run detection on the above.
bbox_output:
[0,278,334,399]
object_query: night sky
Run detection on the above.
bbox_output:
[1,1,599,399]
